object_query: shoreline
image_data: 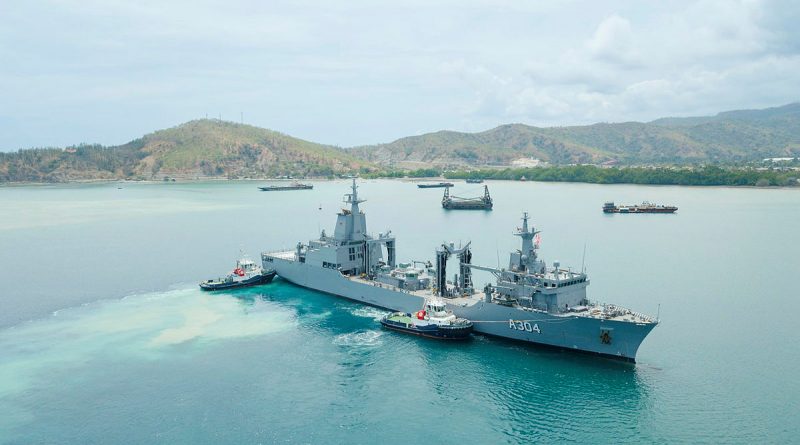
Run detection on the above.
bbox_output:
[0,176,343,187]
[1,175,798,190]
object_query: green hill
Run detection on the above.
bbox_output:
[0,120,371,182]
[352,103,800,167]
[3,103,800,183]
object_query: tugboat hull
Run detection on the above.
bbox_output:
[199,270,277,291]
[380,313,473,340]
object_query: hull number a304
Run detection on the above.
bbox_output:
[509,319,541,333]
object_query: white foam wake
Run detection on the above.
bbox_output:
[349,306,390,321]
[0,287,296,400]
[332,330,384,347]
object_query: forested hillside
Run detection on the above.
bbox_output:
[0,120,371,182]
[352,103,800,167]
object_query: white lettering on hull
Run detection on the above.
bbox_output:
[508,319,541,334]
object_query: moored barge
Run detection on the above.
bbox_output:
[258,183,313,191]
[418,182,454,188]
[603,201,677,214]
[442,185,493,210]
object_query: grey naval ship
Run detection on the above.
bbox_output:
[262,180,658,362]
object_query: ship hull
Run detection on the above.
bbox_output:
[265,255,655,362]
[264,255,426,310]
[447,301,656,362]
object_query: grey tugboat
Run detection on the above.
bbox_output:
[200,256,276,291]
[262,180,658,362]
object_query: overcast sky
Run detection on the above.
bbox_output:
[1,0,798,150]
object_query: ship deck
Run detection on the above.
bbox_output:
[442,293,656,324]
[266,256,656,325]
[348,275,655,324]
[265,250,296,260]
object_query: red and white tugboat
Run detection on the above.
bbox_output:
[380,297,473,340]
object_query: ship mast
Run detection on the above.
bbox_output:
[337,178,368,242]
[514,212,539,270]
[344,178,364,213]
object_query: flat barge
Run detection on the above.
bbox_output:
[418,182,454,188]
[603,201,677,213]
[442,185,493,210]
[259,183,313,191]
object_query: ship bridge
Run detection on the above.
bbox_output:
[263,179,396,277]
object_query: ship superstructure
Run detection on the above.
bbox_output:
[263,180,658,362]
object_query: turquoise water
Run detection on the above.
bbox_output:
[1,180,799,443]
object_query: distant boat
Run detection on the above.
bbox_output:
[417,182,454,188]
[603,201,677,214]
[465,178,484,183]
[258,183,313,191]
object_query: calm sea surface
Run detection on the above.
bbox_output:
[1,179,798,444]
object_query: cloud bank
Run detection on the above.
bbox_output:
[0,0,798,149]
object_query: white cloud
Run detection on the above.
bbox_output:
[441,0,800,128]
[0,0,798,149]
[586,14,640,67]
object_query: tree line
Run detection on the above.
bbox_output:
[365,165,799,187]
